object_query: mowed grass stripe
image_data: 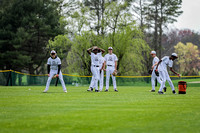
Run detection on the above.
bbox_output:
[0,86,200,133]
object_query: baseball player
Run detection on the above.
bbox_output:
[87,46,105,92]
[155,53,180,94]
[88,54,105,91]
[150,51,166,92]
[103,47,118,92]
[43,50,67,93]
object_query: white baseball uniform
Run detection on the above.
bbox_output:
[158,56,175,92]
[44,56,66,91]
[99,56,105,91]
[151,56,164,90]
[90,52,102,90]
[104,53,118,90]
[89,56,105,91]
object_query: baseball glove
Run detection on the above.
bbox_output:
[148,69,152,74]
[52,75,57,79]
[155,70,159,76]
[112,71,118,76]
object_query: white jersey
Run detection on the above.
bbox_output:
[152,56,159,70]
[91,52,102,66]
[47,57,61,70]
[104,53,118,67]
[159,56,173,71]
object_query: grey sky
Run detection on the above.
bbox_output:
[172,0,200,32]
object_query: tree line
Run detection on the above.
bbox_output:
[0,0,199,76]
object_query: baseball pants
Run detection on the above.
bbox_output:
[106,66,117,90]
[99,70,104,91]
[158,70,175,92]
[90,66,100,90]
[89,69,104,91]
[151,70,165,90]
[45,70,66,91]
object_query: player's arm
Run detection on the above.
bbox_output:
[87,47,93,55]
[152,62,158,70]
[155,60,162,70]
[170,67,180,77]
[47,65,50,77]
[114,55,118,71]
[56,58,62,77]
[103,61,106,71]
[97,48,105,54]
[56,65,61,77]
[101,62,105,70]
[115,61,117,71]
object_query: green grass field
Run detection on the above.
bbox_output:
[0,85,200,133]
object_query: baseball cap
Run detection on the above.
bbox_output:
[51,50,56,54]
[108,47,113,50]
[150,51,156,54]
[171,53,178,58]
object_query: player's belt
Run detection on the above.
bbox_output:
[107,65,113,66]
[93,65,99,67]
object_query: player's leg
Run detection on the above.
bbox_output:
[157,75,166,92]
[105,67,111,91]
[88,66,94,91]
[99,69,104,91]
[91,67,99,91]
[44,70,56,92]
[156,74,162,84]
[90,66,97,90]
[94,67,100,91]
[111,67,117,91]
[58,71,67,92]
[88,75,94,91]
[158,70,166,93]
[165,71,176,93]
[151,71,156,91]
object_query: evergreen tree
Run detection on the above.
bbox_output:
[0,0,64,74]
[145,0,183,58]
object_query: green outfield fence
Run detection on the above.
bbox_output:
[0,70,200,87]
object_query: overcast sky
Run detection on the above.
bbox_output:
[171,0,200,32]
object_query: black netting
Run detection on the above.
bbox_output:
[0,71,199,87]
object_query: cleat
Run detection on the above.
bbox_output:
[172,90,176,94]
[105,89,108,92]
[43,90,48,93]
[87,87,93,92]
[163,87,167,92]
[64,90,67,93]
[95,90,99,92]
[150,90,155,92]
[114,89,118,92]
[158,91,164,94]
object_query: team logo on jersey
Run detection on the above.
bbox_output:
[108,56,113,61]
[95,57,98,61]
[52,61,56,66]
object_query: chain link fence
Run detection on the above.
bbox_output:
[0,70,199,87]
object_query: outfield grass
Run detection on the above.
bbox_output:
[0,85,200,133]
